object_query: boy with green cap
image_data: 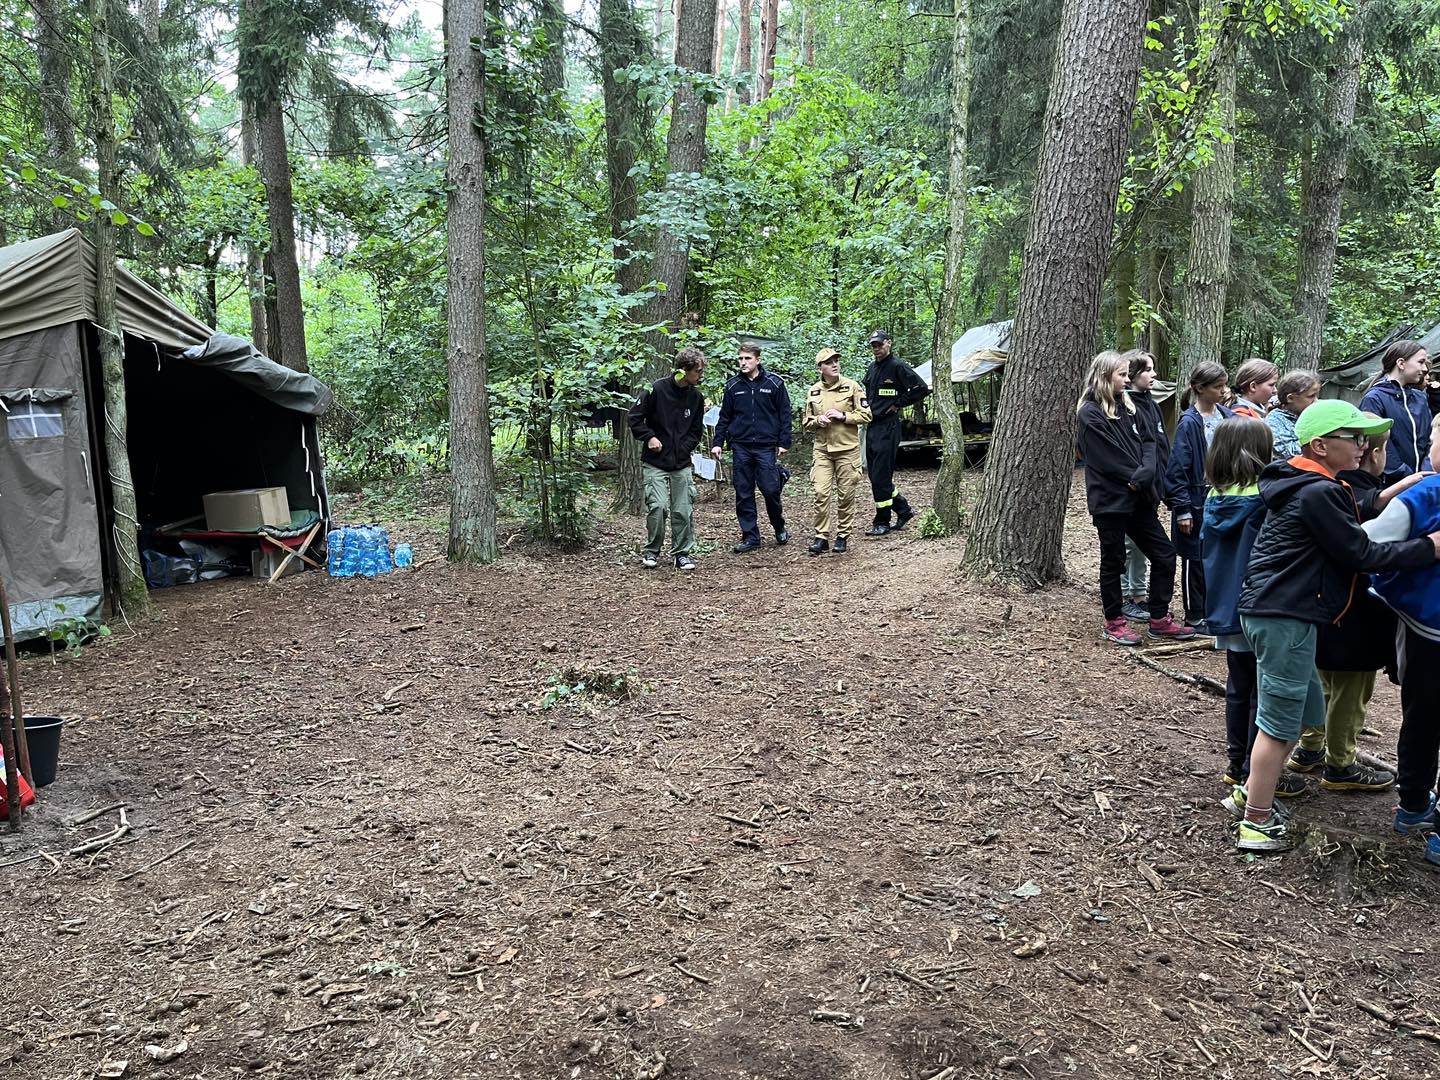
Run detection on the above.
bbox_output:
[1228,400,1440,852]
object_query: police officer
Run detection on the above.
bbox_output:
[711,340,792,553]
[803,347,872,554]
[861,330,929,534]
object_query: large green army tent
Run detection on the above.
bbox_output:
[0,230,332,641]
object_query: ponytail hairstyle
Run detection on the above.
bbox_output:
[1233,358,1279,398]
[1077,351,1133,419]
[1205,417,1273,491]
[1179,361,1228,410]
[1366,339,1425,390]
[1275,369,1320,415]
[1122,348,1156,384]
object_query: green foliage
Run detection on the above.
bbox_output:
[917,507,951,538]
[541,665,645,710]
[46,605,112,657]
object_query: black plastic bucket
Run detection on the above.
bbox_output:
[23,716,64,787]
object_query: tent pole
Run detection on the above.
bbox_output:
[0,645,19,830]
[0,576,30,785]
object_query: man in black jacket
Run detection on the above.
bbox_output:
[710,341,792,554]
[1228,400,1440,853]
[862,330,929,535]
[627,347,707,570]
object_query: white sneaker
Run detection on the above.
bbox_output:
[641,553,658,568]
[674,554,696,571]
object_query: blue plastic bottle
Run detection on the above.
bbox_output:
[375,527,393,574]
[339,526,360,577]
[394,543,413,568]
[326,529,344,576]
[358,527,378,577]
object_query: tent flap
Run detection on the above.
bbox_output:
[177,334,333,416]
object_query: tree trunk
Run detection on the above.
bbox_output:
[89,0,151,619]
[600,0,652,512]
[255,99,308,372]
[802,1,815,64]
[240,99,269,354]
[445,0,499,562]
[730,0,752,109]
[963,0,1149,586]
[34,0,77,229]
[540,0,566,94]
[712,0,727,79]
[140,0,159,42]
[758,0,778,100]
[931,0,973,532]
[1114,239,1136,350]
[1148,238,1172,377]
[1178,31,1235,384]
[1287,4,1367,370]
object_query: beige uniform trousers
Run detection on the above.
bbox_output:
[812,446,862,539]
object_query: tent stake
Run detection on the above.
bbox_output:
[0,576,31,785]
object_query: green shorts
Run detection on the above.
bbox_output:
[1239,614,1327,743]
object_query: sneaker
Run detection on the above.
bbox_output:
[1148,614,1197,641]
[732,539,762,554]
[1102,618,1142,646]
[1394,795,1439,836]
[1288,747,1324,773]
[674,554,696,571]
[1275,771,1309,798]
[1321,762,1395,792]
[641,553,658,569]
[807,537,829,556]
[1121,601,1149,622]
[895,508,915,530]
[1236,813,1295,853]
[833,536,848,554]
[1222,766,1247,787]
[1426,835,1440,867]
[775,529,791,546]
[863,524,891,537]
[1221,784,1294,821]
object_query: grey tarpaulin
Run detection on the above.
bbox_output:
[0,230,332,642]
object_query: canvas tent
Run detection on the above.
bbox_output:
[0,229,332,641]
[1319,322,1440,405]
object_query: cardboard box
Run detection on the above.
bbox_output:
[203,486,290,531]
[252,546,303,580]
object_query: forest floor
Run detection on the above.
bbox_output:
[3,463,1439,1080]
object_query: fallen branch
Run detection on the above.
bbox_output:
[1353,998,1440,1045]
[1130,652,1225,696]
[1139,639,1216,658]
[671,960,711,984]
[118,838,195,882]
[283,1016,367,1035]
[67,808,130,856]
[67,803,124,828]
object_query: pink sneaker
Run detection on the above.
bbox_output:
[1103,617,1142,646]
[1148,614,1197,641]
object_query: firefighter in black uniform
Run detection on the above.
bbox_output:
[861,330,930,535]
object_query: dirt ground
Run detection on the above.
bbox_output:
[3,463,1438,1080]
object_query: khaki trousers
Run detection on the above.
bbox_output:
[812,447,861,539]
[1299,669,1375,768]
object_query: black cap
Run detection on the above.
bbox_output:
[867,330,892,345]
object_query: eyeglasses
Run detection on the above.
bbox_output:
[1324,433,1368,449]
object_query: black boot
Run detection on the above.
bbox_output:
[807,537,829,556]
[833,536,848,554]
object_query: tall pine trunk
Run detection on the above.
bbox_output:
[89,0,151,619]
[255,98,308,372]
[599,0,651,512]
[757,0,778,100]
[445,0,499,562]
[540,0,566,93]
[728,0,752,110]
[963,0,1150,585]
[1178,31,1236,382]
[712,0,727,79]
[1287,4,1367,370]
[931,0,973,532]
[240,99,269,354]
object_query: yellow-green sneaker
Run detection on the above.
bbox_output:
[1236,813,1294,853]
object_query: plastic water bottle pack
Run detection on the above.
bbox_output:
[326,525,398,578]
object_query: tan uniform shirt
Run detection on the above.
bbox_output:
[802,376,872,453]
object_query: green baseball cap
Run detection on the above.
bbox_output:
[1294,398,1394,445]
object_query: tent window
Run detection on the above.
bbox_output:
[5,400,64,440]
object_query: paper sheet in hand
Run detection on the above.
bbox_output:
[692,453,717,480]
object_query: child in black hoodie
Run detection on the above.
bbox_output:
[1076,352,1193,646]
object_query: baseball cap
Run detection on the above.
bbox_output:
[815,347,841,364]
[1294,399,1394,444]
[867,330,892,345]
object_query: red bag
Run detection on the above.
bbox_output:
[0,748,35,820]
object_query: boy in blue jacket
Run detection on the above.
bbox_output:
[711,341,793,553]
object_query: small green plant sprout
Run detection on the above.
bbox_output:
[46,603,112,658]
[917,508,950,539]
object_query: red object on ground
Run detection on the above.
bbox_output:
[0,748,35,819]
